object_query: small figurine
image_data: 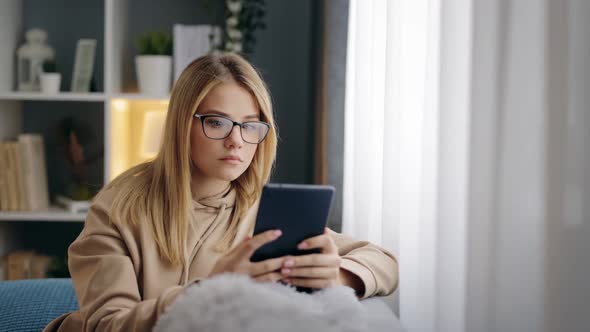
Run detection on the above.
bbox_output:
[16,29,55,91]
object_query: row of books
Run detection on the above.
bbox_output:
[0,134,50,211]
[1,251,52,280]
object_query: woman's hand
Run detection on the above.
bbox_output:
[208,229,287,283]
[279,228,344,289]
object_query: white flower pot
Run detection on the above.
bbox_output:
[136,55,172,95]
[40,73,61,93]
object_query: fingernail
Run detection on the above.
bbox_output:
[284,259,294,267]
[274,230,282,237]
[298,242,308,249]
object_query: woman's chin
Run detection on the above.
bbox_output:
[214,169,245,182]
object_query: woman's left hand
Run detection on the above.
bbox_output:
[279,228,343,289]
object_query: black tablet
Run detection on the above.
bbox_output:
[250,183,335,263]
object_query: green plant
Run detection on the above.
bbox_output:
[136,31,173,56]
[42,59,57,73]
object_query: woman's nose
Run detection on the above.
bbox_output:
[225,125,244,148]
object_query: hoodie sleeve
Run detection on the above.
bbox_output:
[67,202,190,332]
[328,228,399,299]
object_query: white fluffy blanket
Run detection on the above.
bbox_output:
[154,274,368,332]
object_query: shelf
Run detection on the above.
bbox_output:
[0,92,173,102]
[0,206,86,222]
[110,93,170,101]
[0,92,107,102]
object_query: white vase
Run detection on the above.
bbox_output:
[40,73,61,93]
[135,55,172,96]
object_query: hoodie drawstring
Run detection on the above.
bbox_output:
[180,203,228,285]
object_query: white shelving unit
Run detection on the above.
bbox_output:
[0,92,107,102]
[0,207,86,222]
[0,0,188,258]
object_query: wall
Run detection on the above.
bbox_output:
[250,0,320,184]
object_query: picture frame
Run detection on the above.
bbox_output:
[70,39,96,92]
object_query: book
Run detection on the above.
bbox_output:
[173,25,221,83]
[71,39,97,92]
[5,251,52,279]
[30,254,52,279]
[0,142,8,210]
[9,142,28,210]
[18,134,50,211]
[4,142,18,210]
[7,251,34,280]
[56,195,90,213]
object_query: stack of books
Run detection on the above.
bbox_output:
[2,251,52,280]
[0,133,50,211]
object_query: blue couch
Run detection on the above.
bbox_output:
[0,279,402,331]
[0,279,78,332]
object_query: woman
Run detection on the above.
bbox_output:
[44,53,398,332]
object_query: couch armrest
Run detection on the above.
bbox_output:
[360,297,405,331]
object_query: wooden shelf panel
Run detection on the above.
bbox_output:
[0,92,172,102]
[0,206,86,222]
[0,92,107,102]
[110,93,170,100]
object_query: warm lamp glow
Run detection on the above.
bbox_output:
[113,99,129,112]
[141,111,167,158]
[108,99,169,181]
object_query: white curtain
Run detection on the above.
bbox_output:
[343,0,450,326]
[343,0,590,331]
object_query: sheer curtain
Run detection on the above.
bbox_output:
[343,0,590,331]
[343,0,453,327]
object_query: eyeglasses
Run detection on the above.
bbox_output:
[193,113,271,144]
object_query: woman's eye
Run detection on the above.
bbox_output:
[243,124,255,131]
[205,119,223,127]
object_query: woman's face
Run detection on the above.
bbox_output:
[190,80,261,182]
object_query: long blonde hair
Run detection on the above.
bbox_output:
[106,53,277,265]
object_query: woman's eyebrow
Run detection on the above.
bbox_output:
[203,109,260,120]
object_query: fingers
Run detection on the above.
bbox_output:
[283,254,341,268]
[250,256,286,277]
[298,228,337,254]
[280,266,338,279]
[253,272,285,283]
[238,229,282,259]
[283,277,338,289]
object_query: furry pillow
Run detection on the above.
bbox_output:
[154,273,368,332]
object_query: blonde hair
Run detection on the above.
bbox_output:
[106,53,277,265]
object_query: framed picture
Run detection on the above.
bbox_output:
[70,39,96,92]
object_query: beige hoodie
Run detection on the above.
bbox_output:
[44,184,398,332]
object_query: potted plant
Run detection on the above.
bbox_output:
[135,31,173,95]
[40,59,61,94]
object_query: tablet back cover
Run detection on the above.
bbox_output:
[251,183,335,262]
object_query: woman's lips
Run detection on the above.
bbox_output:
[220,157,242,165]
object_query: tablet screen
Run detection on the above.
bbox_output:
[250,183,335,262]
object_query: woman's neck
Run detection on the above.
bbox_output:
[190,171,231,201]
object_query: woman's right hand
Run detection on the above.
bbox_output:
[207,229,287,283]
